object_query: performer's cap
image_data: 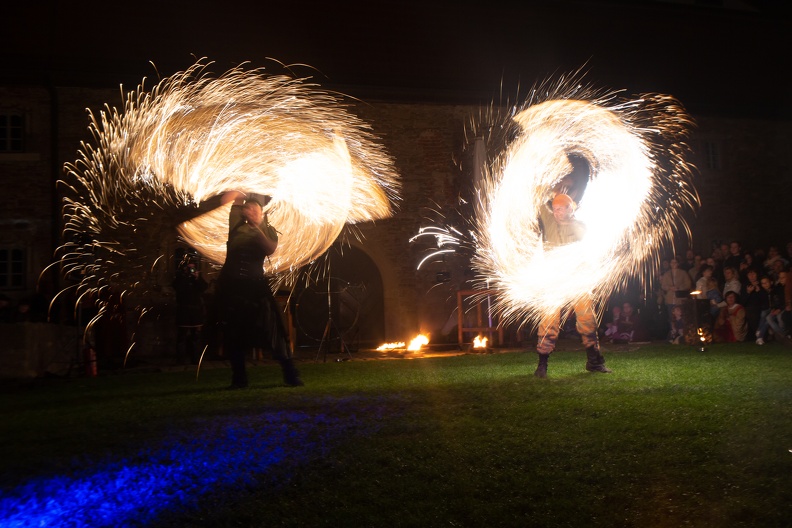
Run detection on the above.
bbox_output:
[552,193,575,209]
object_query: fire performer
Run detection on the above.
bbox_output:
[533,193,611,378]
[216,191,303,389]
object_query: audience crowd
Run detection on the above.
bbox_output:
[600,240,792,347]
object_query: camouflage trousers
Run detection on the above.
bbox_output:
[537,297,599,355]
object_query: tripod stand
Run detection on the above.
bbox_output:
[315,278,353,362]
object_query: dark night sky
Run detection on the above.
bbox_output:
[4,0,791,118]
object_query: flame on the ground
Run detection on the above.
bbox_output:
[376,334,429,352]
[376,342,405,351]
[473,335,488,348]
[408,334,429,351]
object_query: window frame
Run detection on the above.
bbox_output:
[0,112,26,153]
[0,246,28,290]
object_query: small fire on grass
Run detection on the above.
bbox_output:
[376,342,405,351]
[376,334,430,353]
[473,335,488,349]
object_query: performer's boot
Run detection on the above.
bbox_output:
[534,353,549,378]
[585,345,612,373]
[279,358,304,387]
[228,346,249,389]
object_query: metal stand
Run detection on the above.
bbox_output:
[315,279,353,362]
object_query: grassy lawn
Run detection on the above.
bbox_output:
[1,342,791,527]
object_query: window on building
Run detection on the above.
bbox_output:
[702,140,722,171]
[0,113,25,152]
[0,247,26,289]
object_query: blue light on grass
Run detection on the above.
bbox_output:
[0,409,361,527]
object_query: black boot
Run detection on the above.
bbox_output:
[279,359,304,387]
[228,346,249,389]
[534,353,549,378]
[585,346,612,373]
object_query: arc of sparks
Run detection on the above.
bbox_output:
[469,80,698,327]
[57,59,400,326]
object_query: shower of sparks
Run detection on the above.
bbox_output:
[410,225,463,270]
[468,76,698,327]
[409,203,480,306]
[56,60,399,327]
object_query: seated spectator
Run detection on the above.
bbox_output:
[668,305,686,345]
[719,242,730,262]
[738,252,759,283]
[716,267,741,308]
[705,277,723,318]
[769,259,786,282]
[766,271,789,344]
[763,246,787,276]
[756,275,783,345]
[694,265,713,300]
[602,304,621,340]
[724,266,742,295]
[714,291,747,343]
[706,256,723,286]
[741,269,763,338]
[611,302,640,344]
[723,241,743,271]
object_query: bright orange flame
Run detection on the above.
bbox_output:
[407,334,429,351]
[376,342,405,351]
[473,335,488,348]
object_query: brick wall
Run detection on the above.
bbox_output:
[692,115,792,254]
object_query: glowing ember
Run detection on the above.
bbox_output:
[469,77,698,326]
[407,334,430,351]
[473,335,488,348]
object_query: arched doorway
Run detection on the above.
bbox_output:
[293,244,385,351]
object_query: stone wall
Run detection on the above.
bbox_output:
[1,83,791,370]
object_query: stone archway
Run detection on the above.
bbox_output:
[293,245,385,350]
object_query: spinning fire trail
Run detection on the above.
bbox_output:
[55,60,400,330]
[418,77,698,328]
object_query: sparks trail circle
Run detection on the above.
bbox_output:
[56,59,400,329]
[471,87,698,327]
